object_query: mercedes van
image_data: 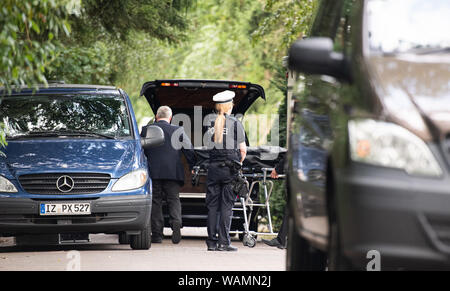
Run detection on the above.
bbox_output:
[0,83,164,249]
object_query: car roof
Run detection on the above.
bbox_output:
[0,83,119,96]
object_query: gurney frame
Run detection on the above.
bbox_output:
[231,167,285,248]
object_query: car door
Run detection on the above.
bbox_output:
[287,0,361,248]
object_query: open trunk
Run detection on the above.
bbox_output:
[140,79,284,229]
[141,79,268,196]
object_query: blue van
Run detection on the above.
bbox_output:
[0,83,164,249]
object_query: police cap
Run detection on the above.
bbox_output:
[213,90,235,104]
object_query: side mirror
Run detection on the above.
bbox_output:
[288,37,351,82]
[140,126,165,149]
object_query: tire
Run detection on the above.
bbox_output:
[286,215,327,271]
[239,232,258,242]
[243,234,256,248]
[118,233,130,245]
[130,224,151,250]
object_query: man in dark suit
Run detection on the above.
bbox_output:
[141,106,196,244]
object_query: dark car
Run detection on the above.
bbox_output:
[286,0,450,270]
[0,83,164,249]
[140,79,266,236]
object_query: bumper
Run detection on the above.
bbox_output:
[337,163,450,270]
[0,195,151,236]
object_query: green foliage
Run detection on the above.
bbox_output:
[252,0,317,54]
[46,0,194,92]
[0,0,72,93]
[73,0,192,43]
[118,0,288,124]
[46,42,116,85]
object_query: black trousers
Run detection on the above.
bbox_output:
[277,206,288,246]
[151,179,182,238]
[205,163,237,247]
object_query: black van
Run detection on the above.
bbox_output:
[140,80,266,235]
[287,0,450,270]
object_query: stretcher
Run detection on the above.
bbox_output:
[191,146,286,248]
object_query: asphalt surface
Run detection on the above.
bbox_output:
[0,227,286,271]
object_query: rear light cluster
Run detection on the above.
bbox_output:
[161,82,179,87]
[159,82,246,89]
[229,84,247,89]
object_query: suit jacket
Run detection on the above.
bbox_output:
[141,120,196,185]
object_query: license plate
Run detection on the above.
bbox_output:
[40,203,91,216]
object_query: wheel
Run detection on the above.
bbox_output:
[239,231,258,242]
[130,224,151,250]
[118,233,130,245]
[286,216,327,271]
[243,234,256,248]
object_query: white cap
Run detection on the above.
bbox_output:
[213,90,235,104]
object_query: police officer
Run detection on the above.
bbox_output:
[205,90,247,251]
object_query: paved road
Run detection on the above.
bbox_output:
[0,228,286,271]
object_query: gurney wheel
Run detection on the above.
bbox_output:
[243,234,256,248]
[239,232,257,241]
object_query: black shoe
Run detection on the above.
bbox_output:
[151,236,162,243]
[172,223,181,244]
[207,245,217,251]
[217,244,238,252]
[206,239,218,251]
[262,238,282,248]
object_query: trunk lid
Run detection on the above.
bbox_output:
[140,79,265,116]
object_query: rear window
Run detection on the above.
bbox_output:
[0,94,132,139]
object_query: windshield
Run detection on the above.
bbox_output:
[367,0,450,54]
[0,94,132,139]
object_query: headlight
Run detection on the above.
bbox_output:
[112,169,148,192]
[348,119,442,177]
[0,176,18,193]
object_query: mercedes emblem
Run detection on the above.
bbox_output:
[56,175,75,193]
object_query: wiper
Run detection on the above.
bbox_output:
[7,131,61,140]
[54,130,116,139]
[7,130,116,140]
